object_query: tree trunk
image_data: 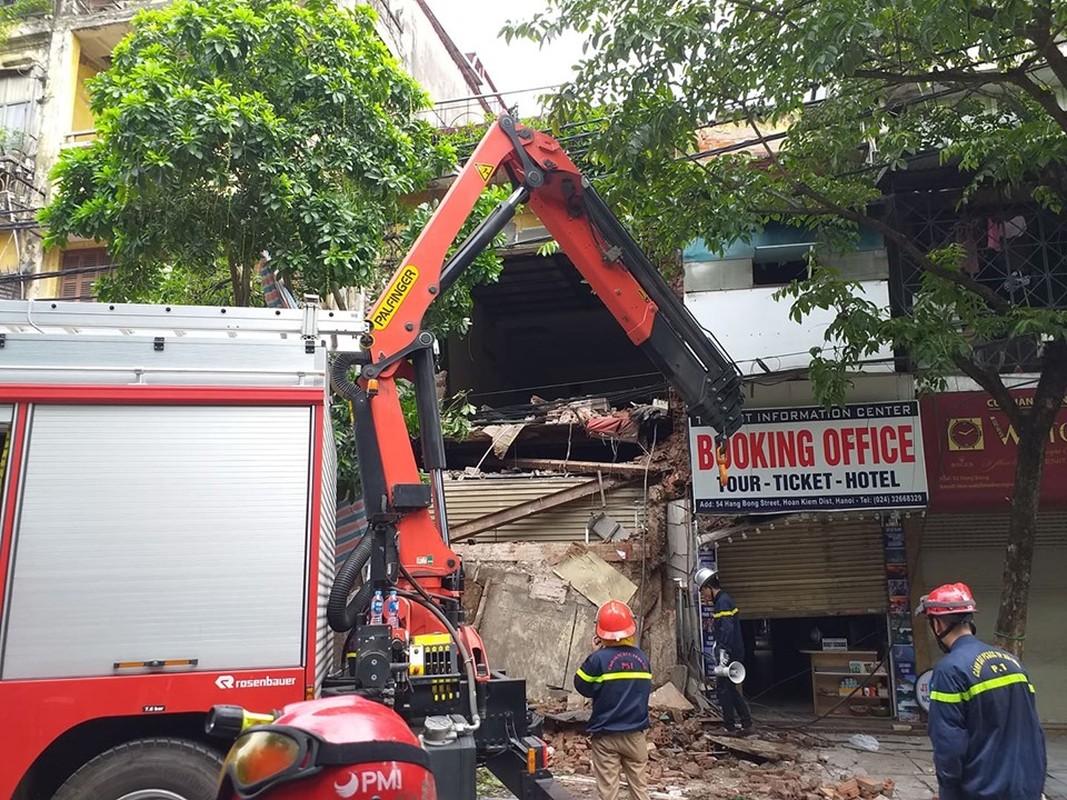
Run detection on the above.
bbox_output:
[994,340,1067,656]
[228,254,251,306]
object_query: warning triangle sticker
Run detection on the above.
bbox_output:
[475,163,495,182]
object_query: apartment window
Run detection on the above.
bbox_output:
[60,248,111,301]
[751,242,814,287]
[752,259,809,286]
[0,71,37,153]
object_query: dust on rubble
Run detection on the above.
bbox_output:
[535,702,898,800]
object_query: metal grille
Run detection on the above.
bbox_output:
[888,191,1067,371]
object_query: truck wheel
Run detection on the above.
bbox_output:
[52,738,223,800]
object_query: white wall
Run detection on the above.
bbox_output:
[367,0,478,109]
[684,280,896,376]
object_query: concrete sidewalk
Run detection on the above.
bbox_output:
[820,731,1067,800]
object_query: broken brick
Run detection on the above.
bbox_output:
[835,778,861,799]
[857,776,882,798]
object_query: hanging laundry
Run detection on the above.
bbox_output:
[986,218,1002,251]
[1003,215,1028,240]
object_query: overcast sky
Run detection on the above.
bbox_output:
[424,0,584,113]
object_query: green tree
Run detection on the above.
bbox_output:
[40,0,452,306]
[509,0,1067,655]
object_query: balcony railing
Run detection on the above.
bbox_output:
[63,129,97,147]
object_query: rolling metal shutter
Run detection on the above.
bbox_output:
[920,513,1067,724]
[716,516,888,618]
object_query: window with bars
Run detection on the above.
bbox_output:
[889,191,1067,373]
[59,248,111,301]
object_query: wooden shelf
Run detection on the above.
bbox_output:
[805,649,892,718]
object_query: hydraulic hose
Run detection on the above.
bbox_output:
[327,532,376,632]
[330,352,363,400]
[397,564,481,733]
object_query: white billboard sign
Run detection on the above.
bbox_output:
[691,401,929,515]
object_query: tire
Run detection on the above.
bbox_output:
[52,737,223,800]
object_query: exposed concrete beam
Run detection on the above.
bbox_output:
[449,476,636,543]
[505,457,666,477]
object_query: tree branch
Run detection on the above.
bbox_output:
[951,353,1024,428]
[851,66,1015,87]
[1009,70,1067,134]
[1023,4,1067,87]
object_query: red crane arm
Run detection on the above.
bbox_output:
[329,115,743,650]
[366,118,661,361]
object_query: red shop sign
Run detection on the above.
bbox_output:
[920,391,1067,511]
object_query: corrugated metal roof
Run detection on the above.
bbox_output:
[443,476,647,543]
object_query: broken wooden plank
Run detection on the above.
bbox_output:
[507,457,666,476]
[704,735,800,764]
[449,476,635,542]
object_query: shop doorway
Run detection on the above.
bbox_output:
[740,614,889,717]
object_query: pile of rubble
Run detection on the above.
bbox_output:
[537,701,899,800]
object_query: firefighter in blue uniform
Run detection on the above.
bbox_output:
[696,567,753,735]
[574,600,652,800]
[916,582,1047,800]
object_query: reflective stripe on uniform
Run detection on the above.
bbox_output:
[576,668,653,684]
[713,608,738,618]
[929,672,1035,704]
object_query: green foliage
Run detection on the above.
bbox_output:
[331,397,360,502]
[0,0,51,22]
[506,0,1067,404]
[40,0,452,306]
[0,0,51,54]
[398,383,476,440]
[536,239,560,256]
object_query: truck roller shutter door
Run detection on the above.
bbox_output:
[1,404,314,680]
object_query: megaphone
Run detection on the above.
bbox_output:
[711,661,746,685]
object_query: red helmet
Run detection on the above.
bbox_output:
[915,582,978,617]
[596,600,637,641]
[216,695,436,800]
